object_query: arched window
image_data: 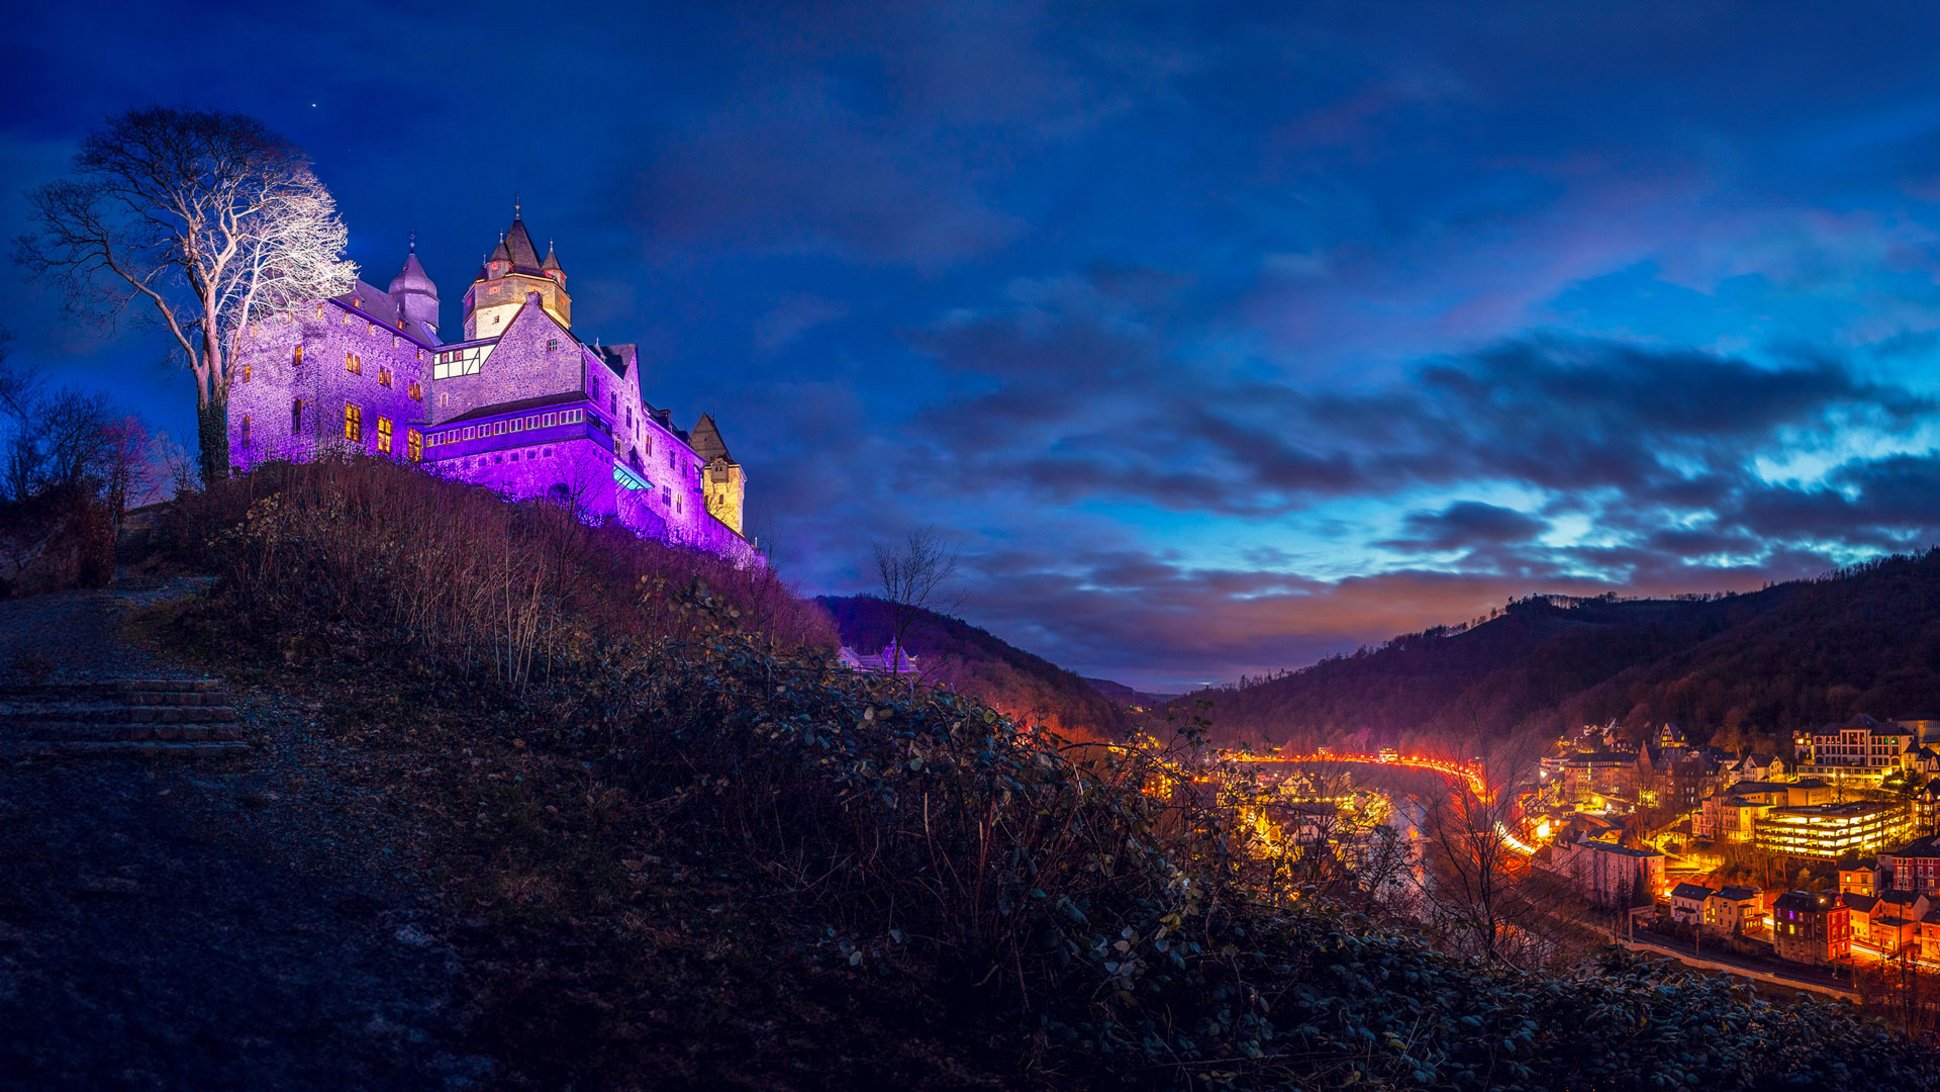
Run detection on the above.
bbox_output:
[376,416,393,455]
[344,403,362,442]
[407,429,422,462]
[293,345,304,367]
[291,397,303,433]
[240,414,251,447]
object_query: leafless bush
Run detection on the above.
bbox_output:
[174,456,835,690]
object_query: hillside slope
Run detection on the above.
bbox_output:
[816,594,1136,740]
[14,459,1935,1090]
[1194,551,1940,749]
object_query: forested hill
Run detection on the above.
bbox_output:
[1190,550,1940,750]
[815,595,1135,741]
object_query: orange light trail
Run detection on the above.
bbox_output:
[1228,750,1537,856]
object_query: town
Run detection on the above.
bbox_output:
[1216,714,1940,1002]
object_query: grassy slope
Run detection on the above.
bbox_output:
[127,460,1940,1089]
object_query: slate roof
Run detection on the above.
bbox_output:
[1818,714,1915,736]
[1671,883,1715,902]
[1842,893,1881,915]
[594,343,636,379]
[389,247,435,297]
[1773,890,1836,913]
[1883,835,1940,860]
[502,216,544,273]
[1712,885,1760,902]
[689,413,732,463]
[437,390,588,425]
[329,283,438,348]
[1576,840,1661,859]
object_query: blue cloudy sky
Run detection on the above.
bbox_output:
[10,1,1940,690]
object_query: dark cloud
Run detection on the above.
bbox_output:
[1386,502,1549,552]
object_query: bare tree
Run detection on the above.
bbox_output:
[872,525,962,674]
[18,107,355,484]
[1413,744,1572,967]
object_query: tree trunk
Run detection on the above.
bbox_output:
[196,391,228,488]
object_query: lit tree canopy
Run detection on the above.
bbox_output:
[17,107,355,482]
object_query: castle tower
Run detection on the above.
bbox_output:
[690,413,746,535]
[462,204,571,339]
[387,236,440,336]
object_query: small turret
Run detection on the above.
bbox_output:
[484,235,512,280]
[541,241,565,285]
[387,235,439,336]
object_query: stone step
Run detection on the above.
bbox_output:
[1,721,245,743]
[109,678,221,692]
[1,739,248,759]
[0,703,238,725]
[118,690,232,707]
[0,678,221,700]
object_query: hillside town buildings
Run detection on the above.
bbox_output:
[227,210,758,565]
[1520,712,1940,972]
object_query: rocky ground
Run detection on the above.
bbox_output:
[0,582,491,1091]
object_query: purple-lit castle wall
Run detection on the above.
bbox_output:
[228,223,761,570]
[228,283,432,469]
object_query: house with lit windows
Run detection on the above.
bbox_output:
[1770,890,1850,966]
[226,209,757,565]
[1669,883,1712,925]
[1705,885,1761,935]
[1880,834,1940,894]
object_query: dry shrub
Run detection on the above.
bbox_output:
[169,455,834,687]
[0,484,115,597]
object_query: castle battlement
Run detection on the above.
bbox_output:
[225,210,758,567]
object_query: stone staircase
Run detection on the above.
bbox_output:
[0,678,245,759]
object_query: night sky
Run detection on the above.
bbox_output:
[10,3,1940,691]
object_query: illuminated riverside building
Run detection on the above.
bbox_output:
[227,209,757,565]
[1751,800,1913,861]
[1537,838,1665,908]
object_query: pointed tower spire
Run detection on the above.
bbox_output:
[388,234,439,336]
[541,239,565,285]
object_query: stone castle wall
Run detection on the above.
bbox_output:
[229,299,431,468]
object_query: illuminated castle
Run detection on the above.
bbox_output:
[225,208,757,565]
